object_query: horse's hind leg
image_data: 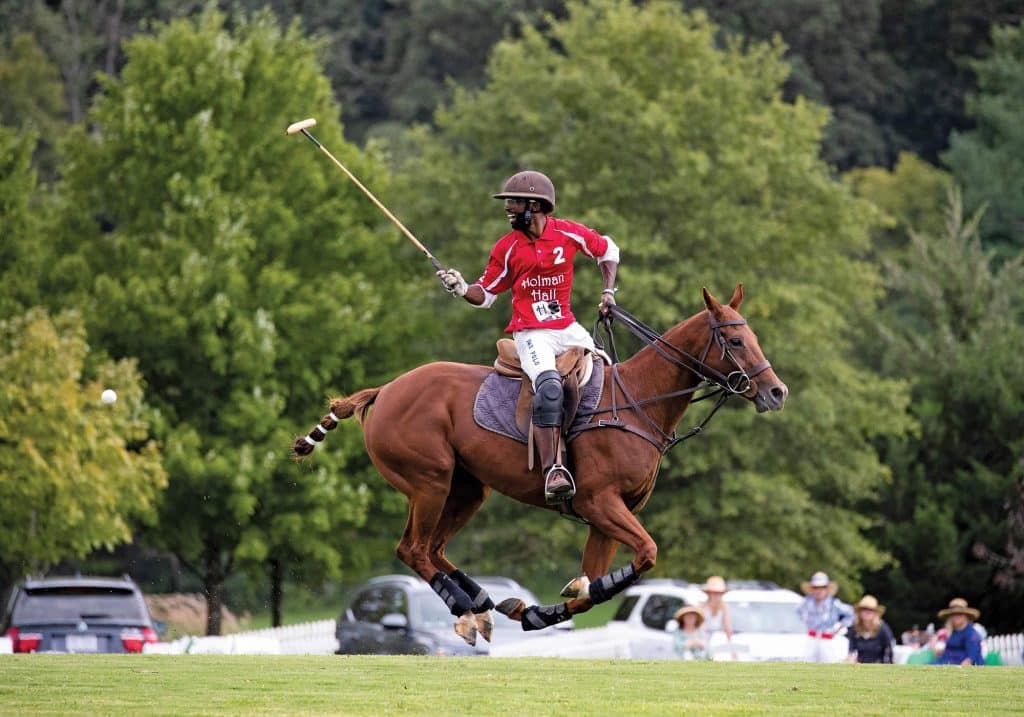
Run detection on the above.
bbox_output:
[427,468,495,640]
[385,467,482,646]
[499,497,654,631]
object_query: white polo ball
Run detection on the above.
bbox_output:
[101,389,118,404]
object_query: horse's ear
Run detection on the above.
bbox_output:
[702,287,721,313]
[729,283,744,310]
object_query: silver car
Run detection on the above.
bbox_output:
[335,574,571,657]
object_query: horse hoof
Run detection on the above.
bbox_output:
[560,575,590,599]
[454,612,477,647]
[496,597,526,621]
[475,612,494,643]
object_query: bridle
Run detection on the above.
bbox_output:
[575,305,772,453]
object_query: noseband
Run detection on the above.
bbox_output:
[577,305,772,453]
[704,317,773,396]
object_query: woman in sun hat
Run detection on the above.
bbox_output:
[845,595,895,663]
[931,598,984,666]
[699,575,736,659]
[672,605,710,661]
[797,571,853,662]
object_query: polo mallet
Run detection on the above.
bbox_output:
[285,118,443,272]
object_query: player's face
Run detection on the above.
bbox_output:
[504,198,542,231]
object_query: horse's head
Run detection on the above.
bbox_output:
[702,284,788,413]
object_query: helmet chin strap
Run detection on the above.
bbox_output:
[509,205,533,232]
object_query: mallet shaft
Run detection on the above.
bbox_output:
[289,121,443,272]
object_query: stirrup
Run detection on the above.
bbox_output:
[544,464,576,504]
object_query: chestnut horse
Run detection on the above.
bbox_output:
[293,284,787,645]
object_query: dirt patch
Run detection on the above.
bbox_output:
[145,593,249,638]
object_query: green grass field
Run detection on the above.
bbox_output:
[0,656,1021,716]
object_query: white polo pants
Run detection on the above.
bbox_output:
[513,322,596,388]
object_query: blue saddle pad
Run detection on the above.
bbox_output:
[472,358,604,444]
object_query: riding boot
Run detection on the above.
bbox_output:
[536,424,575,504]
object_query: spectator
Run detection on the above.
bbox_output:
[901,624,924,647]
[700,575,736,659]
[672,606,710,661]
[846,595,895,663]
[797,571,853,662]
[931,598,984,666]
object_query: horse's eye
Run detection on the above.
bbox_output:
[729,337,743,348]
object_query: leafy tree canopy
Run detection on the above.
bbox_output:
[49,7,424,631]
[0,307,166,582]
[944,22,1024,257]
[865,189,1024,632]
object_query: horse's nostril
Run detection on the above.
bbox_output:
[771,386,786,401]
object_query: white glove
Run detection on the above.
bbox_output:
[437,268,468,297]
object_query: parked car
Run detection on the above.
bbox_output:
[2,575,159,654]
[524,578,848,662]
[598,577,843,659]
[335,574,570,656]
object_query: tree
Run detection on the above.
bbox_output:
[683,0,1024,170]
[53,8,423,633]
[0,127,51,318]
[238,0,568,144]
[0,307,166,586]
[388,0,912,593]
[0,32,66,136]
[943,22,1024,257]
[845,152,953,260]
[864,188,1024,632]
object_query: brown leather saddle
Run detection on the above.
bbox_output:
[492,339,596,469]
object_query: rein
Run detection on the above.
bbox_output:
[577,305,772,453]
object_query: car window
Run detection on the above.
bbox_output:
[350,587,408,623]
[411,593,455,631]
[611,595,639,622]
[729,600,806,634]
[12,586,145,623]
[640,594,685,630]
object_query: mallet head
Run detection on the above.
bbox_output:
[286,118,317,136]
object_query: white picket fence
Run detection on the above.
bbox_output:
[984,632,1024,666]
[143,618,337,655]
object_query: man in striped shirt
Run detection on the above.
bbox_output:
[437,170,620,504]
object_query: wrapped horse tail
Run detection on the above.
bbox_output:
[291,387,381,458]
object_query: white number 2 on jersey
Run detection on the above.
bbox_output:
[552,247,566,265]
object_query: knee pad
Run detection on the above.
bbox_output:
[532,370,564,427]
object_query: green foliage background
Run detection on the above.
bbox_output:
[0,0,1021,633]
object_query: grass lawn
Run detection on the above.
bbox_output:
[0,655,1020,716]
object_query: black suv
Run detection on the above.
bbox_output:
[2,575,159,653]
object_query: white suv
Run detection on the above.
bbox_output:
[494,578,850,661]
[600,578,849,662]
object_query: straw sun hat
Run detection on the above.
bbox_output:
[854,595,885,615]
[800,571,838,596]
[673,605,705,627]
[702,575,728,594]
[937,598,980,620]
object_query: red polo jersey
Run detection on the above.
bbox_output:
[473,217,610,333]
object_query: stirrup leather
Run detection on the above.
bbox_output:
[543,464,576,504]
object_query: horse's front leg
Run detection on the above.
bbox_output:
[559,526,619,605]
[497,502,656,630]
